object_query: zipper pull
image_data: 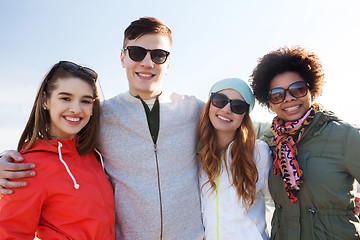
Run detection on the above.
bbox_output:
[154,143,157,154]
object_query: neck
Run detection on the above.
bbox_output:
[129,90,161,100]
[216,131,235,151]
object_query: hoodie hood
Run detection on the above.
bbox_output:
[21,137,78,155]
[22,138,81,189]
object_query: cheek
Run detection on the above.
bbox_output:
[83,105,94,116]
[48,102,63,115]
[269,103,279,114]
[306,94,313,106]
[234,115,245,128]
[123,58,136,72]
[157,64,169,76]
[208,106,217,125]
[125,66,135,80]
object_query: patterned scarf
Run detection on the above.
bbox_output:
[271,103,321,203]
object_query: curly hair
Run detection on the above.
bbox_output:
[250,46,325,108]
[199,100,258,209]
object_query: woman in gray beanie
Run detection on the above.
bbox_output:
[198,78,272,239]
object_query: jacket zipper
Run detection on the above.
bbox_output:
[154,143,163,240]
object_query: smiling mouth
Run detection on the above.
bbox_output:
[217,115,232,122]
[137,72,155,78]
[64,116,81,122]
[284,105,300,112]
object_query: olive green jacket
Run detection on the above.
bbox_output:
[262,111,360,240]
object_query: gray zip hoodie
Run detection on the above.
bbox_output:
[98,91,205,240]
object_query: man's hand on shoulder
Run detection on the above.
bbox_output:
[0,150,36,195]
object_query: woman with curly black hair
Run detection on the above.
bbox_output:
[251,46,360,239]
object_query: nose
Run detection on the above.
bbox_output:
[140,52,154,68]
[221,102,232,113]
[69,102,81,114]
[283,90,295,102]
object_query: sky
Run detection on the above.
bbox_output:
[1,0,359,150]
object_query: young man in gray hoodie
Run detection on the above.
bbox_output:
[0,17,204,240]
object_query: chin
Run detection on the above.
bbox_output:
[282,114,303,122]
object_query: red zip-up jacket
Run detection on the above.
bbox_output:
[0,138,115,239]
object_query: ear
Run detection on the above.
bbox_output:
[311,93,316,102]
[166,55,171,70]
[120,50,126,68]
[42,92,49,110]
[164,56,171,75]
[269,103,274,113]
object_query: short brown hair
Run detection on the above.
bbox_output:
[18,62,100,155]
[123,17,172,48]
[250,46,325,108]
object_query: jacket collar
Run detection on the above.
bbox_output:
[263,110,341,147]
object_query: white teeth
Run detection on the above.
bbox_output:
[65,117,80,122]
[218,115,231,122]
[138,73,153,77]
[285,105,300,111]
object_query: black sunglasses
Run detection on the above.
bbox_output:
[59,61,98,81]
[210,92,249,115]
[124,46,170,64]
[268,81,309,104]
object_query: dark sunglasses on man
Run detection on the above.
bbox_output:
[210,92,249,115]
[268,81,309,104]
[124,46,170,64]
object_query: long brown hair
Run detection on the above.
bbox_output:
[199,100,258,209]
[17,62,101,155]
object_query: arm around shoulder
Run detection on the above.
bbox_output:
[0,150,36,194]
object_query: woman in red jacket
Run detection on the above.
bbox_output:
[0,61,115,239]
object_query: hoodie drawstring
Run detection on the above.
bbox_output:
[57,142,80,189]
[94,148,105,170]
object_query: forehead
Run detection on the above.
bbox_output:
[217,89,244,101]
[51,77,93,96]
[270,72,305,89]
[125,34,172,51]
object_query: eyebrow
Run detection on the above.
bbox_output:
[58,92,94,99]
